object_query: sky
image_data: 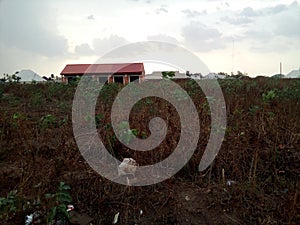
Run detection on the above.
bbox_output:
[0,0,300,77]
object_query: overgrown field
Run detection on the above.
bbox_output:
[0,78,299,224]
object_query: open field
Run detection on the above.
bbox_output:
[0,78,299,224]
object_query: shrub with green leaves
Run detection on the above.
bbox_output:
[45,182,72,224]
[262,89,276,104]
[0,190,19,220]
[117,121,138,145]
[162,71,175,79]
[39,114,57,128]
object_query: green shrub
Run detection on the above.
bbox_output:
[39,114,57,128]
[262,89,276,104]
[0,190,19,220]
[45,182,72,224]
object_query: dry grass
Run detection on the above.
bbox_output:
[0,78,299,224]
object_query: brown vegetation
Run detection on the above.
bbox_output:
[0,78,299,224]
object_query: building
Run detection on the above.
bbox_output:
[14,69,47,83]
[285,69,300,78]
[60,63,145,84]
[203,73,226,79]
[145,71,189,80]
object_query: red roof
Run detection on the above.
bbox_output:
[61,63,144,76]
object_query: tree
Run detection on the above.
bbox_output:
[218,72,229,77]
[0,73,21,83]
[11,74,21,82]
[0,74,7,82]
[162,71,175,79]
[230,71,248,79]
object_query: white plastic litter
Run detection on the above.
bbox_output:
[67,204,74,212]
[226,180,237,186]
[25,214,33,225]
[113,212,120,224]
[118,158,137,176]
[24,211,41,225]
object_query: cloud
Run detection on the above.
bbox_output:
[74,43,95,55]
[240,7,260,17]
[0,42,68,76]
[76,35,132,56]
[147,34,180,45]
[0,1,68,57]
[276,1,300,37]
[241,2,293,18]
[127,0,153,3]
[265,4,287,14]
[222,6,260,25]
[273,14,300,37]
[222,2,298,26]
[93,35,129,55]
[181,21,226,51]
[87,15,94,20]
[240,2,300,54]
[156,7,168,14]
[243,1,300,41]
[182,9,207,18]
[222,15,253,25]
[249,36,295,53]
[244,30,272,42]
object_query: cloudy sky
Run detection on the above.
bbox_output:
[0,0,299,76]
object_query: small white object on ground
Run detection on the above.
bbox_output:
[67,204,74,212]
[185,195,190,201]
[118,158,137,176]
[113,212,120,224]
[25,214,33,225]
[226,180,237,186]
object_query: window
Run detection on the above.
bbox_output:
[129,76,139,82]
[114,76,124,84]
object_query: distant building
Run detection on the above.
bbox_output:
[285,69,300,78]
[16,69,47,83]
[60,63,145,84]
[189,73,203,80]
[146,71,229,80]
[203,73,226,79]
[145,71,189,80]
[145,71,163,80]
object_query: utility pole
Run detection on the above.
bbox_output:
[231,39,235,75]
[280,62,282,75]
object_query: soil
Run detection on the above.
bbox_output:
[0,79,299,224]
